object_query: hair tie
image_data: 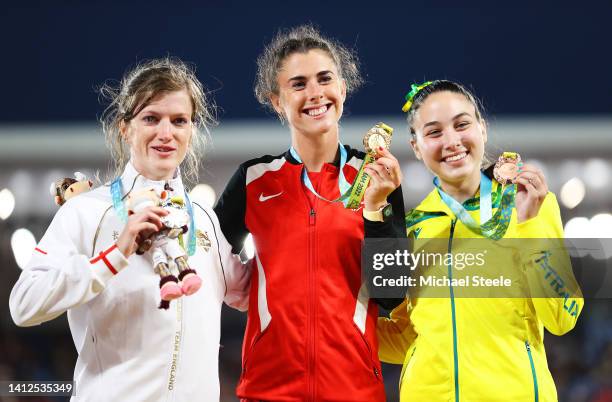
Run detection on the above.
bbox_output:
[402,81,433,112]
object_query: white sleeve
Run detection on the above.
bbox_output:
[210,209,251,312]
[9,202,129,327]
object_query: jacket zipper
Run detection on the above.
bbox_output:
[447,219,460,402]
[308,207,316,401]
[525,341,539,402]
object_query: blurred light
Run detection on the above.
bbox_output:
[189,184,216,208]
[564,217,590,238]
[403,162,432,191]
[558,160,582,183]
[590,213,612,238]
[559,178,585,209]
[589,213,612,259]
[0,188,16,219]
[8,170,35,218]
[243,233,255,260]
[583,158,610,189]
[11,228,37,269]
[564,217,590,258]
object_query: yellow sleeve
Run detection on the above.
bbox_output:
[516,193,583,335]
[377,299,417,364]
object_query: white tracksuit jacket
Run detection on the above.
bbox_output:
[9,162,251,402]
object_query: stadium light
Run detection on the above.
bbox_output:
[11,228,37,269]
[0,188,16,220]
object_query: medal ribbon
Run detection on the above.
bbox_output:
[290,143,376,209]
[110,177,196,256]
[434,172,516,240]
[290,143,350,206]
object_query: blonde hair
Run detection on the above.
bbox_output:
[98,57,216,185]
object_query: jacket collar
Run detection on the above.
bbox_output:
[284,144,345,168]
[414,179,501,217]
[119,160,185,197]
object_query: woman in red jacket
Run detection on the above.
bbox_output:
[214,25,404,401]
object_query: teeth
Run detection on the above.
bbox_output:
[445,152,467,162]
[307,105,328,116]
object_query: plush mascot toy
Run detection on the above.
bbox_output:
[126,188,202,309]
[50,172,93,206]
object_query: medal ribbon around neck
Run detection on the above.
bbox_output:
[111,177,196,256]
[434,172,516,240]
[289,143,354,207]
[290,142,380,209]
[290,123,393,209]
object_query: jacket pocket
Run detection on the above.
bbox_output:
[241,324,271,377]
[525,341,539,402]
[351,322,382,382]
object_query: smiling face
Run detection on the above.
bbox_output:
[121,89,193,181]
[411,91,487,186]
[270,49,346,138]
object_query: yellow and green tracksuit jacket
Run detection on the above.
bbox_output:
[377,181,583,402]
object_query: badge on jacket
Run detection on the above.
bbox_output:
[196,229,211,252]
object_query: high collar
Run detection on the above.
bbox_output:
[119,160,185,197]
[284,144,344,168]
[415,179,501,216]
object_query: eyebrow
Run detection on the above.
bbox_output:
[288,70,334,82]
[423,112,471,128]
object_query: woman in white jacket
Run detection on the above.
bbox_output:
[9,58,251,401]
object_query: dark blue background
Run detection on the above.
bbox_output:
[2,2,610,122]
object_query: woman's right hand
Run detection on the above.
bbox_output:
[363,147,403,211]
[116,206,168,258]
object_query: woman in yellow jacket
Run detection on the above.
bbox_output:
[373,80,583,402]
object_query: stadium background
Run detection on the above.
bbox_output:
[0,2,611,401]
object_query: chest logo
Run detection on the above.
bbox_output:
[413,227,422,239]
[259,191,283,202]
[196,229,212,252]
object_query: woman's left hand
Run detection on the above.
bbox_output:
[363,147,403,211]
[512,163,548,224]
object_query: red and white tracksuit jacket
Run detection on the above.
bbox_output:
[215,145,405,401]
[9,162,251,402]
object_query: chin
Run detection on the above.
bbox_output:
[440,164,478,182]
[308,119,337,135]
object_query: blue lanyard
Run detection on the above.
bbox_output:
[110,177,196,256]
[434,172,493,229]
[289,143,352,206]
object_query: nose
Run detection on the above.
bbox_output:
[157,118,173,142]
[443,129,463,150]
[305,82,324,102]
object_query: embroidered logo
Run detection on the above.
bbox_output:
[258,192,283,202]
[196,229,211,252]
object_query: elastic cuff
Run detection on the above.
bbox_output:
[90,244,129,283]
[363,208,384,222]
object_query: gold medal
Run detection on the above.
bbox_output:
[345,122,394,209]
[363,123,393,154]
[493,152,522,185]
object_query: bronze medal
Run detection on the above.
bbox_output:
[493,152,522,185]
